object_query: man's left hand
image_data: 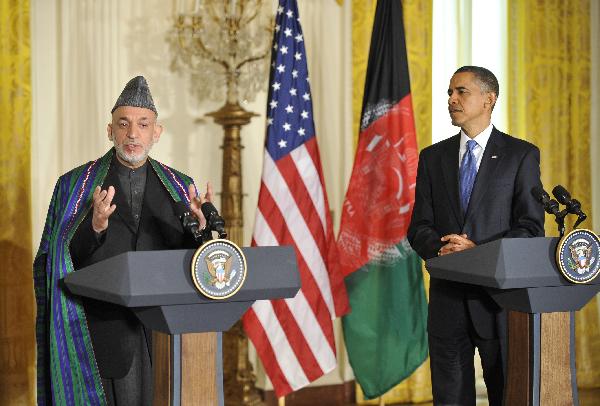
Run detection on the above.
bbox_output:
[188,182,213,228]
[438,234,476,256]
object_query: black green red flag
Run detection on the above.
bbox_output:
[337,0,428,399]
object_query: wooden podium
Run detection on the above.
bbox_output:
[65,246,300,406]
[427,237,600,406]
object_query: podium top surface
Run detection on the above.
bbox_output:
[64,245,300,307]
[426,237,600,289]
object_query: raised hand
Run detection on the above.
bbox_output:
[188,182,213,228]
[91,186,116,233]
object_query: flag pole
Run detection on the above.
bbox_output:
[378,396,385,406]
[278,396,286,406]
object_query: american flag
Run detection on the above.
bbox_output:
[242,0,348,397]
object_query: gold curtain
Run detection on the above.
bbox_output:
[507,0,600,389]
[352,0,433,403]
[0,0,34,405]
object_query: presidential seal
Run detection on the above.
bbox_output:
[556,229,600,284]
[191,239,247,299]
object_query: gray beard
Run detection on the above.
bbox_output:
[114,141,153,166]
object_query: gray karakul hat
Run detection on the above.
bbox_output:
[111,76,158,116]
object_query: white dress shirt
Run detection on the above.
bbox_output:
[458,123,494,171]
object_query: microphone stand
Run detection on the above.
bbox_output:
[200,226,213,243]
[200,218,227,242]
[573,213,587,230]
[555,209,568,238]
[551,185,588,233]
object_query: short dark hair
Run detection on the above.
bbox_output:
[454,66,499,98]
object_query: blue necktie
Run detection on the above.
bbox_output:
[459,139,478,214]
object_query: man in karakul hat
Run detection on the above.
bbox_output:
[34,76,211,405]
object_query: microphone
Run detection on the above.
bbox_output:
[552,185,587,228]
[531,186,560,216]
[174,202,203,243]
[201,202,227,239]
[532,186,567,236]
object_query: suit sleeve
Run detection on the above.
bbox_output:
[504,146,545,238]
[408,150,443,260]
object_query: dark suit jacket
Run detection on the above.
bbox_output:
[70,159,197,378]
[408,127,545,339]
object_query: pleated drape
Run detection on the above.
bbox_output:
[0,0,35,405]
[507,0,600,389]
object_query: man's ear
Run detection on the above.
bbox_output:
[153,123,163,143]
[485,92,497,110]
[107,123,113,141]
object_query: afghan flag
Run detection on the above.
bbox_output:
[336,0,428,399]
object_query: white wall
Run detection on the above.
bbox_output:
[431,0,507,144]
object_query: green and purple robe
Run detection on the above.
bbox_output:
[33,149,194,405]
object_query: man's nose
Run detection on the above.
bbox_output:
[127,127,138,138]
[448,93,457,105]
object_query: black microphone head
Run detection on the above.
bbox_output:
[532,186,562,215]
[201,202,227,238]
[531,186,550,204]
[572,198,582,210]
[174,201,202,241]
[200,202,219,221]
[546,199,560,215]
[552,185,571,205]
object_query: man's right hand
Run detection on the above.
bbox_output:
[188,182,213,229]
[92,186,116,233]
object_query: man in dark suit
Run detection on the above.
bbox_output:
[35,76,212,405]
[407,66,545,406]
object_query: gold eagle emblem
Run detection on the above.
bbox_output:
[205,255,234,286]
[569,243,592,274]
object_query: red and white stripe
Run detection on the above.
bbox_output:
[243,137,346,397]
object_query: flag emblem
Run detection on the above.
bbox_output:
[556,229,600,283]
[191,239,247,299]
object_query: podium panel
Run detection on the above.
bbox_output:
[64,246,300,406]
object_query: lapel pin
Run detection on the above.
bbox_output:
[491,155,498,159]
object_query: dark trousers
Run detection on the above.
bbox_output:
[101,327,153,406]
[429,311,504,406]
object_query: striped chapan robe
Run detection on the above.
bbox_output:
[33,149,194,405]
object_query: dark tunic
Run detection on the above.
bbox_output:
[70,156,198,404]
